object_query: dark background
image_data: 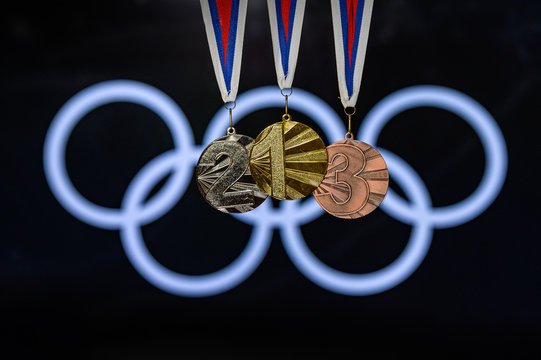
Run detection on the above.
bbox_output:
[2,0,540,357]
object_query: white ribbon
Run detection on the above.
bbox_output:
[201,0,248,103]
[267,0,306,90]
[330,0,374,107]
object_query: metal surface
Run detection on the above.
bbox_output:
[196,133,267,213]
[314,135,388,219]
[249,119,328,200]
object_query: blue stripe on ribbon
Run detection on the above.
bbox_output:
[275,0,297,77]
[339,0,365,97]
[208,0,240,93]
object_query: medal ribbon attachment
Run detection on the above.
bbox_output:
[313,0,388,219]
[198,0,268,213]
[267,0,306,90]
[201,0,248,103]
[330,0,374,108]
[248,0,327,201]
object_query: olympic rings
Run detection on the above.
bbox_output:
[43,80,507,297]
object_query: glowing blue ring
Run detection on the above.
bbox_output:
[120,150,272,297]
[204,86,346,227]
[43,80,197,229]
[359,85,507,228]
[282,150,433,295]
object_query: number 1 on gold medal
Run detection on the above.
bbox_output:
[249,122,286,199]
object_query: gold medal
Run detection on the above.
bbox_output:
[257,3,328,201]
[196,129,268,213]
[249,112,328,200]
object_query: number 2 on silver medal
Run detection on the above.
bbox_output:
[196,135,267,213]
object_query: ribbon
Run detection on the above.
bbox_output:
[330,0,374,107]
[267,0,306,90]
[201,0,248,103]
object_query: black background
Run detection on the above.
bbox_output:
[2,0,540,357]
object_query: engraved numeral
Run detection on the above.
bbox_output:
[315,146,369,215]
[198,141,254,207]
[250,124,286,198]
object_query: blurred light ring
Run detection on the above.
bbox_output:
[281,150,433,295]
[119,149,273,297]
[359,85,508,228]
[43,80,196,229]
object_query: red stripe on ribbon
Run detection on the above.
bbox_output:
[281,0,291,43]
[347,0,358,67]
[217,0,233,66]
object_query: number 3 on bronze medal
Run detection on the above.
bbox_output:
[314,140,389,219]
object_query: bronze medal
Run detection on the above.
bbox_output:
[313,134,388,219]
[196,131,268,213]
[249,115,328,200]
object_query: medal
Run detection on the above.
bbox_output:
[196,130,267,213]
[198,0,267,212]
[314,0,388,218]
[249,0,328,200]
